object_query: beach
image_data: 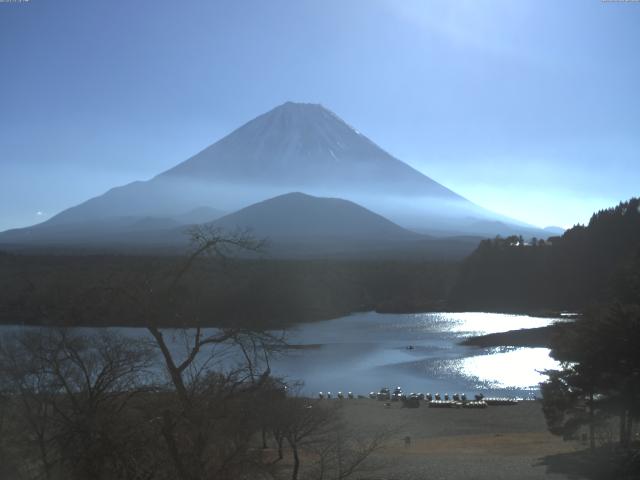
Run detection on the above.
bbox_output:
[328,398,579,479]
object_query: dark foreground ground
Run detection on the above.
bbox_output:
[316,399,581,479]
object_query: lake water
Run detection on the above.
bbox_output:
[0,312,562,397]
[270,311,561,397]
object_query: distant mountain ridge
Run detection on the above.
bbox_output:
[207,192,482,259]
[212,192,418,240]
[0,192,483,259]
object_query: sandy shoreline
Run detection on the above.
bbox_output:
[332,398,580,479]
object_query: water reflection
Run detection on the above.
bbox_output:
[0,312,562,397]
[272,311,562,396]
[460,347,558,389]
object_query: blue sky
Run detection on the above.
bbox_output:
[1,0,639,231]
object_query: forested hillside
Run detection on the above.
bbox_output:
[451,198,640,311]
[2,198,638,328]
[0,253,455,328]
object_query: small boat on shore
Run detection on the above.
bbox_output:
[483,397,519,406]
[428,400,459,408]
[391,386,403,401]
[377,387,391,401]
[401,395,420,408]
[462,400,487,409]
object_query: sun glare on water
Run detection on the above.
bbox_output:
[461,347,559,390]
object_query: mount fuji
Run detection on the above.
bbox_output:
[0,102,546,251]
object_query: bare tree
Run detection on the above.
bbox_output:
[0,226,289,480]
[280,398,336,480]
[273,396,393,480]
[310,422,392,480]
[88,226,289,480]
[0,329,157,480]
[0,330,62,480]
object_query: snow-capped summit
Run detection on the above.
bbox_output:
[160,101,461,199]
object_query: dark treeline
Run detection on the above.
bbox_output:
[1,198,639,328]
[450,198,640,311]
[0,252,456,329]
[2,198,639,328]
